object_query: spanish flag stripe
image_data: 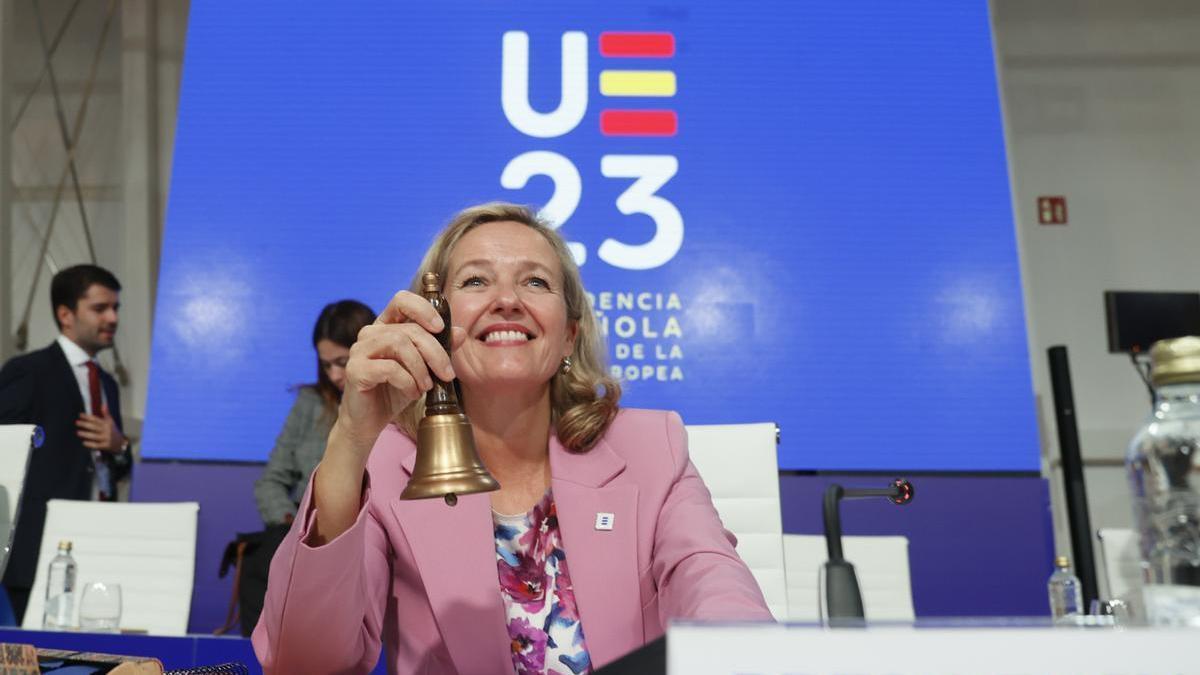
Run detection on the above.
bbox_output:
[599,32,675,58]
[599,71,677,97]
[599,110,678,137]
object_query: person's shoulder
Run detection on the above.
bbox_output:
[603,407,684,439]
[280,385,328,419]
[293,385,325,408]
[0,351,35,374]
[597,408,687,473]
[1,343,59,374]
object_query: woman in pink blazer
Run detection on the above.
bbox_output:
[253,203,772,674]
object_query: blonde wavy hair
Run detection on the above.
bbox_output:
[394,202,621,452]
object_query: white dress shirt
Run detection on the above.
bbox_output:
[56,334,109,499]
[56,334,108,413]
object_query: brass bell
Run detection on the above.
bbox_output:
[400,272,500,505]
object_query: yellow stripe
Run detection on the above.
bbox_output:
[599,70,677,97]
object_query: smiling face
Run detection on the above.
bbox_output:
[444,220,578,397]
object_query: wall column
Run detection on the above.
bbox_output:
[120,0,160,424]
[0,1,15,361]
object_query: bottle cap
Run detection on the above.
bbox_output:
[1055,555,1069,568]
[1150,336,1200,387]
[58,540,72,551]
[422,272,440,294]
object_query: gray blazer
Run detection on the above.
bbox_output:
[254,387,333,525]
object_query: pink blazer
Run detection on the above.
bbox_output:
[253,408,772,674]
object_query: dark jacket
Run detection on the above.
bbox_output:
[0,341,132,589]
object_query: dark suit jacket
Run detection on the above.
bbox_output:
[0,341,132,589]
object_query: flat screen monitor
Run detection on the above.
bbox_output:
[1105,291,1200,354]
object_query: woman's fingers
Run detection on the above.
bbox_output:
[391,331,439,389]
[374,289,444,333]
[352,323,453,386]
[352,359,424,402]
[408,328,456,382]
[339,289,467,413]
[350,327,429,393]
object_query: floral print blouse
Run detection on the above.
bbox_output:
[494,491,592,674]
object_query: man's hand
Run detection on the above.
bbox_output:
[76,405,126,453]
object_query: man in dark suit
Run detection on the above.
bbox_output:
[0,264,132,623]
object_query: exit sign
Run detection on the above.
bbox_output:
[1038,196,1068,225]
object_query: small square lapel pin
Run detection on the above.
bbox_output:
[595,512,615,531]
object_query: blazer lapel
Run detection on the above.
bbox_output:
[49,342,85,416]
[550,435,641,668]
[389,450,511,675]
[100,370,121,427]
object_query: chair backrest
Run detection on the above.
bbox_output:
[685,422,787,620]
[783,533,914,622]
[22,499,199,635]
[1096,528,1142,601]
[0,424,40,580]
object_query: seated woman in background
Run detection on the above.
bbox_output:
[254,299,376,525]
[253,203,772,675]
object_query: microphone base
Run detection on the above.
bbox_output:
[822,559,866,627]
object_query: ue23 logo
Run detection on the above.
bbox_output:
[501,31,682,271]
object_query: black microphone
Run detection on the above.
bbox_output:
[821,479,914,627]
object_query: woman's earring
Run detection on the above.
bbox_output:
[560,357,572,374]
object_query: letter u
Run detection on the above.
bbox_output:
[501,31,588,138]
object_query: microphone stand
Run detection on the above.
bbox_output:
[821,478,914,627]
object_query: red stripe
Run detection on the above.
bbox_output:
[599,32,675,58]
[600,110,678,136]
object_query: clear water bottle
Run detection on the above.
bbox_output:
[1127,336,1200,626]
[1048,555,1084,621]
[42,540,77,629]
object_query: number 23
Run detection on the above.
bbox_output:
[500,152,682,270]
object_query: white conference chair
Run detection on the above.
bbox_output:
[1096,528,1142,602]
[0,424,40,579]
[783,533,914,623]
[685,422,788,620]
[22,499,199,635]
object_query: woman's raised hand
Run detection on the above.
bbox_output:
[334,289,466,458]
[312,289,465,544]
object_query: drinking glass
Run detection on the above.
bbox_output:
[79,582,122,633]
[1089,597,1133,627]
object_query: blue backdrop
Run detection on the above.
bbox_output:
[145,1,1038,470]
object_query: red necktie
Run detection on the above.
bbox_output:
[85,361,113,501]
[85,361,102,415]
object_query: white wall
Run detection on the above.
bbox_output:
[992,0,1200,562]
